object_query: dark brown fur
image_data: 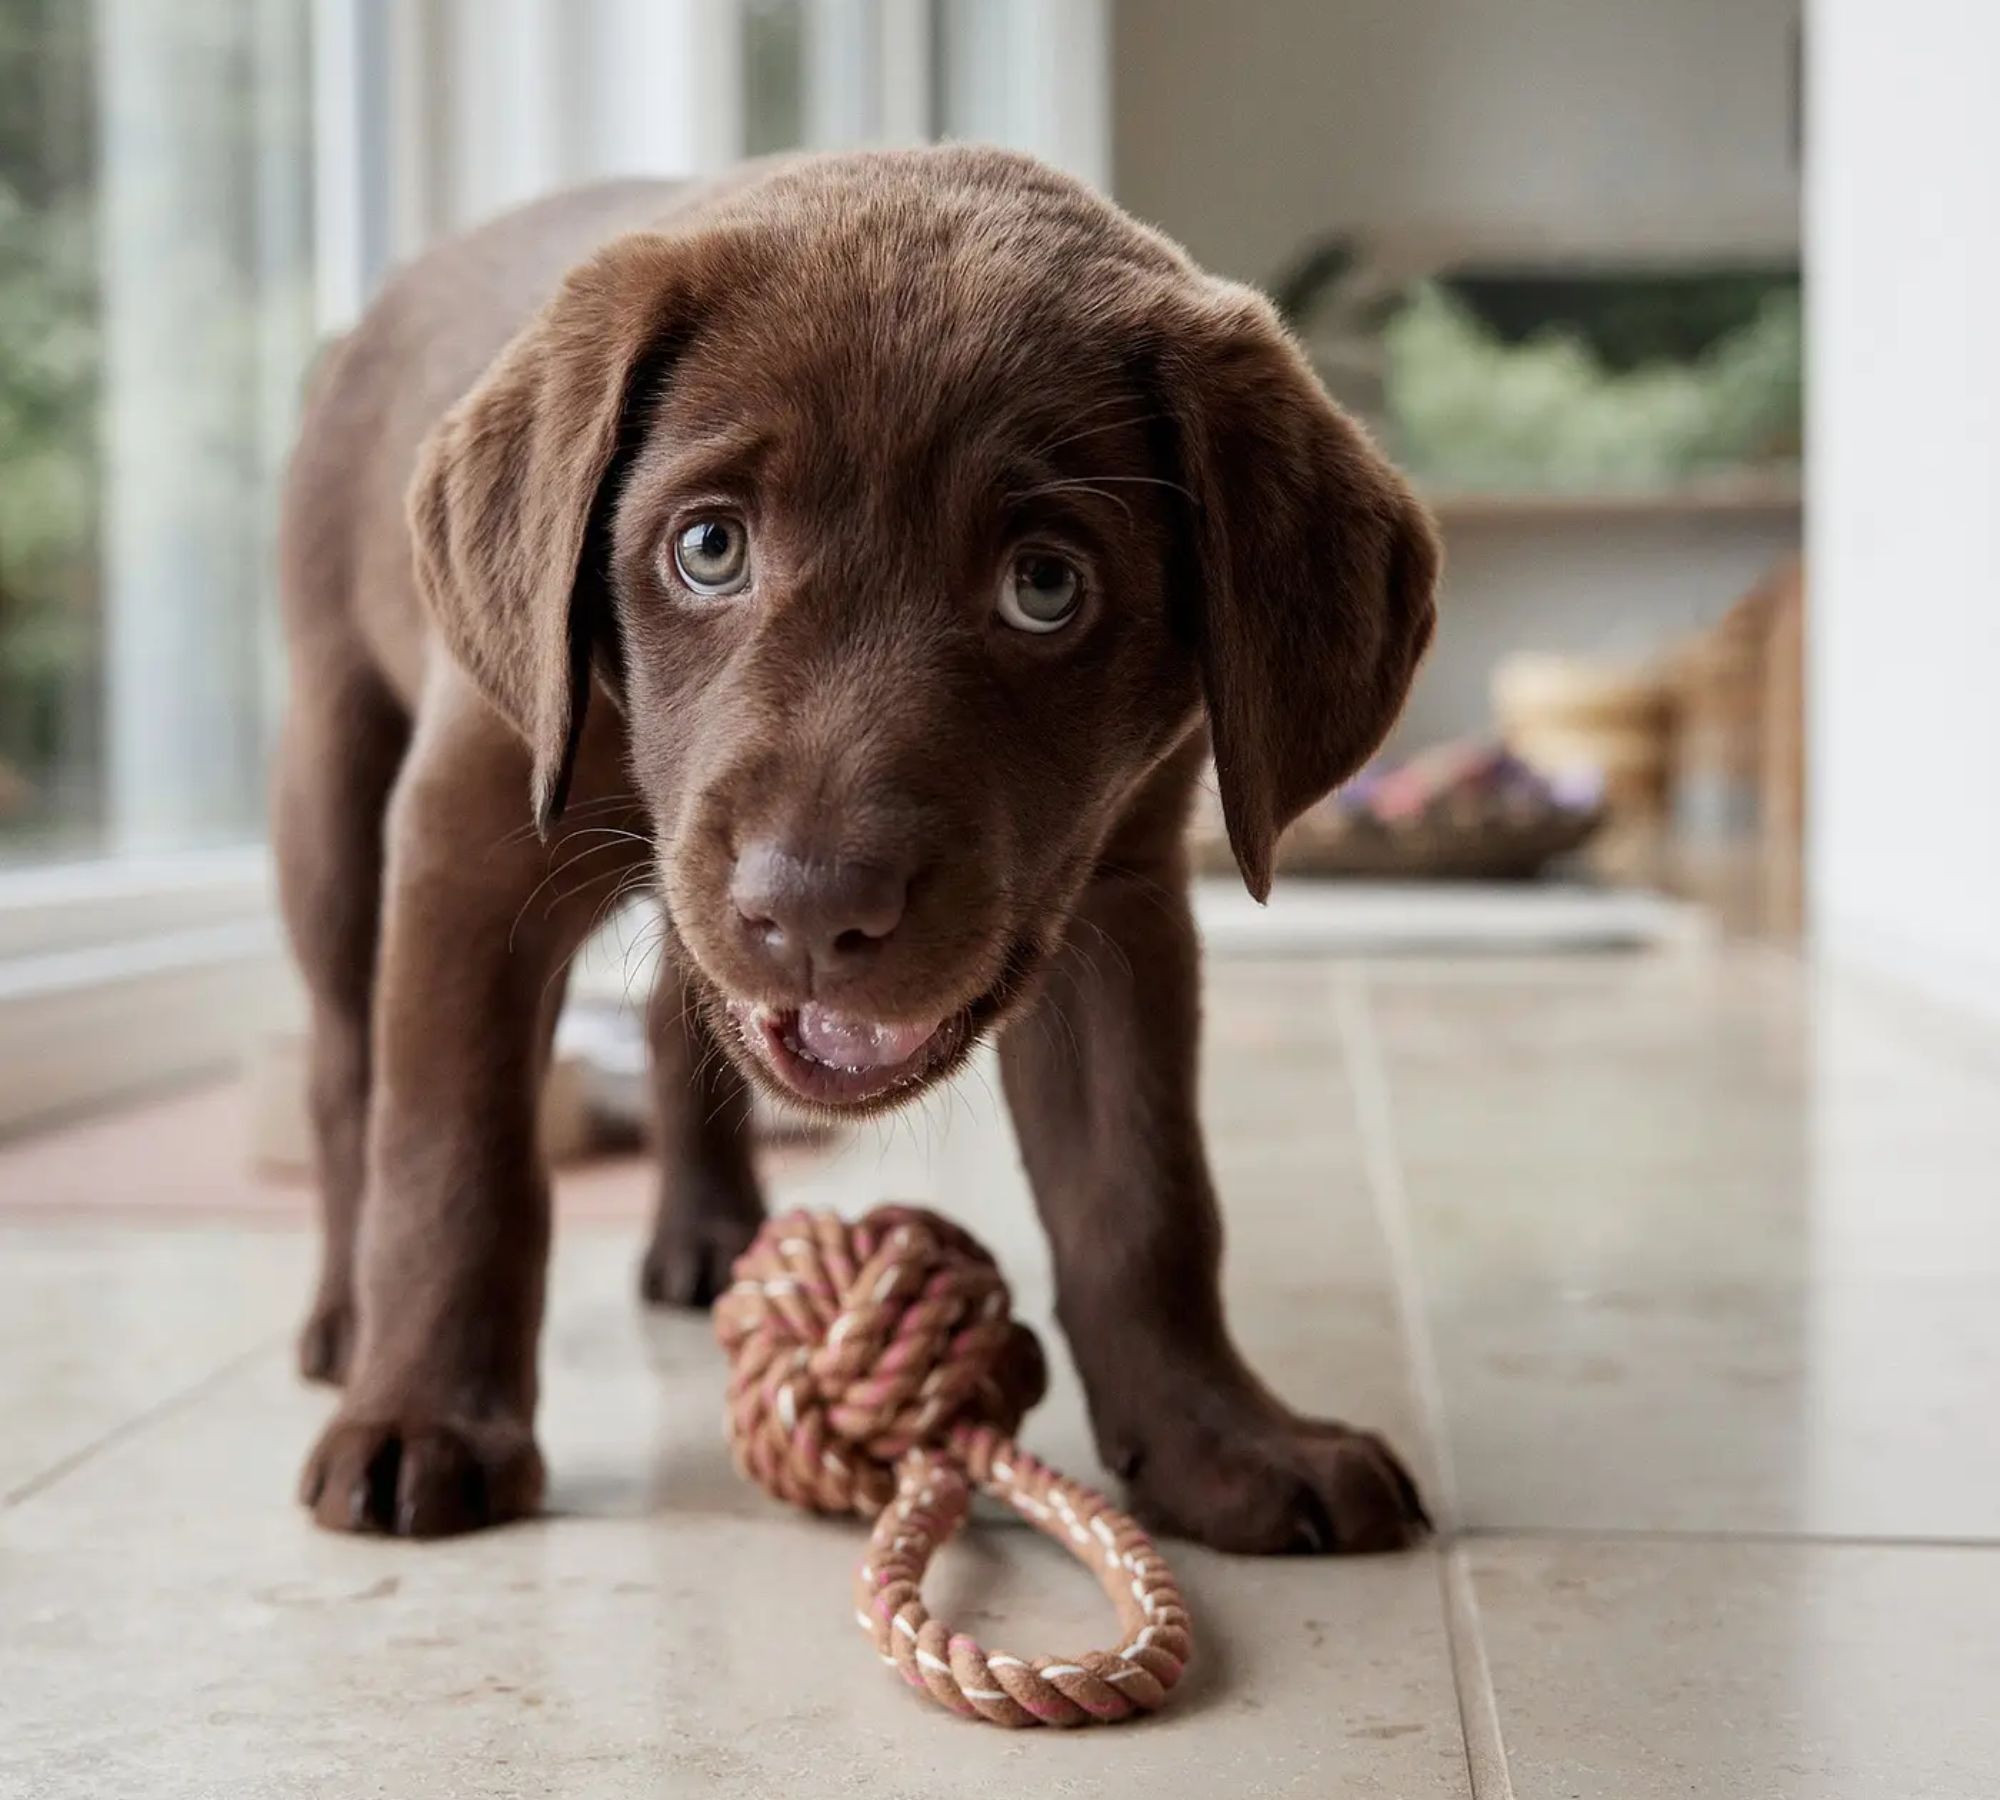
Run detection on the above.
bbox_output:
[278,147,1438,1551]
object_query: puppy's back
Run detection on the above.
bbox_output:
[278,179,688,703]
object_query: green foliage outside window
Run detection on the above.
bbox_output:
[0,0,98,835]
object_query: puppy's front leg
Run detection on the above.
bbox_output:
[639,959,766,1308]
[299,696,635,1537]
[999,859,1428,1556]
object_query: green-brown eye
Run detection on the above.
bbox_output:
[998,552,1081,633]
[671,516,751,596]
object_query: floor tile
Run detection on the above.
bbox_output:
[1467,1535,2000,1799]
[1,957,1459,1798]
[1426,1275,2000,1540]
[1,1228,1466,1799]
[1363,954,2000,1540]
[27,941,1996,1795]
[0,1225,306,1502]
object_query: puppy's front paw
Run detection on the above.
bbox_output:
[639,1206,761,1310]
[299,1411,543,1538]
[1125,1409,1429,1555]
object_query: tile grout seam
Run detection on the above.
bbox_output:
[1333,967,1515,1800]
[1461,1521,2000,1554]
[2,1334,281,1510]
[1440,1542,1516,1800]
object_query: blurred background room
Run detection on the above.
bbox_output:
[0,0,1850,1134]
[4,4,1998,1796]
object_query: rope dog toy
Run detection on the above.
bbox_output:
[715,1205,1194,1727]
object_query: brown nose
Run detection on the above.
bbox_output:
[729,841,911,984]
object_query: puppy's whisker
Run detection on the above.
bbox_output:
[963,1056,1001,1129]
[622,914,669,1013]
[1022,391,1151,459]
[530,866,653,1008]
[1093,861,1194,938]
[1068,912,1137,989]
[1007,478,1134,523]
[592,867,657,942]
[554,825,654,852]
[1030,408,1164,458]
[490,791,644,854]
[543,847,641,914]
[507,832,642,945]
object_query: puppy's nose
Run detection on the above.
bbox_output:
[729,841,910,980]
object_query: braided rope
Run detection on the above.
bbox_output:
[715,1205,1193,1727]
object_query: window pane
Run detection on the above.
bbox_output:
[0,0,314,863]
[935,0,1016,145]
[742,0,806,157]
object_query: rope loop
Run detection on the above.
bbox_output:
[716,1206,1193,1727]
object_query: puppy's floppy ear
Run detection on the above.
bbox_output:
[1157,281,1440,900]
[407,232,690,832]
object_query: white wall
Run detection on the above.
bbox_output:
[1113,0,1801,281]
[1389,511,1801,757]
[1807,0,2000,1022]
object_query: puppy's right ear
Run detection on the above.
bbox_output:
[1151,280,1440,900]
[407,232,690,833]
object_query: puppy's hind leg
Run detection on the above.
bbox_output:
[273,656,410,1384]
[639,953,765,1308]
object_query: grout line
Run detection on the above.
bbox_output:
[1442,1546,1514,1800]
[1334,968,1514,1800]
[2,1334,281,1510]
[1460,1521,2000,1554]
[1330,969,1461,1528]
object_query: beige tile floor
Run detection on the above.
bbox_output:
[3,952,1998,1797]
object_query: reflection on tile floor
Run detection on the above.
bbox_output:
[3,951,1998,1795]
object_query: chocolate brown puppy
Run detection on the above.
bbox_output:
[277,147,1438,1552]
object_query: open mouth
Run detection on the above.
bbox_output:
[727,999,972,1109]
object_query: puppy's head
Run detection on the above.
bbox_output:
[411,149,1437,1113]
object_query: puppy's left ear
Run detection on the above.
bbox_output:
[407,232,692,833]
[1159,282,1440,900]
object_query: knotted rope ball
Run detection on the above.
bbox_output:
[715,1205,1194,1727]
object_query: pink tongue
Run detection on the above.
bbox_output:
[793,1004,939,1071]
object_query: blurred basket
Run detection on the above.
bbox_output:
[1492,653,1673,824]
[1192,741,1604,882]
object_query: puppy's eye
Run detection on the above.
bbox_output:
[997,552,1081,634]
[670,516,751,597]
